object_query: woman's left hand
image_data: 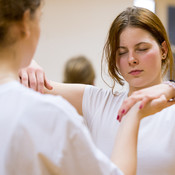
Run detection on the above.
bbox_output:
[118,83,175,119]
[118,94,175,122]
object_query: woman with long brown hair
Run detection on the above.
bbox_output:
[20,6,175,175]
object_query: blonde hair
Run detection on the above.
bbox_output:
[63,56,95,85]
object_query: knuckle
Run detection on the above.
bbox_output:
[36,68,43,73]
[21,76,28,82]
[143,95,150,100]
[132,91,138,95]
[38,81,44,87]
[130,96,136,101]
[30,81,36,87]
[123,99,128,104]
[27,68,34,73]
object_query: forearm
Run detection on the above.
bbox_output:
[111,105,141,175]
[44,81,86,115]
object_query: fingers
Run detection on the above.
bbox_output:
[117,94,162,121]
[28,69,37,91]
[36,71,53,93]
[36,70,45,93]
[138,96,152,109]
[117,96,141,119]
[19,69,29,88]
[149,94,167,111]
[118,95,174,122]
[155,95,175,110]
[139,95,174,119]
[19,64,52,93]
[44,76,53,90]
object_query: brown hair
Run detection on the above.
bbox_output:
[63,56,95,85]
[103,6,174,89]
[0,0,42,47]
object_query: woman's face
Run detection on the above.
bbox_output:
[116,27,166,89]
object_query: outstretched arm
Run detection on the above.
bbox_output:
[44,81,86,115]
[19,60,86,115]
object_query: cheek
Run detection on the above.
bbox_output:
[142,50,162,68]
[116,58,128,73]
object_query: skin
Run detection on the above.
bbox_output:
[18,7,53,93]
[19,25,175,118]
[0,8,42,86]
[116,27,167,95]
[117,27,175,119]
[19,25,175,115]
[5,5,161,175]
[17,13,175,175]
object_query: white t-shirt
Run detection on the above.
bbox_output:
[0,81,123,175]
[83,85,175,175]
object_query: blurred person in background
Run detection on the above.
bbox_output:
[63,55,95,85]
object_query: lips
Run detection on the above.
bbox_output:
[129,70,143,76]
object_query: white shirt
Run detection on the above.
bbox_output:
[83,85,175,175]
[0,81,123,175]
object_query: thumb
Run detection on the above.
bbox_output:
[44,78,53,90]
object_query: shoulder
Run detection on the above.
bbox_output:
[82,85,127,118]
[84,85,127,101]
[13,81,78,119]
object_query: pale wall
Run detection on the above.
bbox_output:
[155,0,175,30]
[34,0,175,89]
[34,0,133,88]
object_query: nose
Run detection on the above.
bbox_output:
[128,56,139,66]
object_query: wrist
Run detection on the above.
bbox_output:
[122,102,142,122]
[163,80,175,99]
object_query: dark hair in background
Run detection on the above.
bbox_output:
[63,56,95,85]
[0,0,42,47]
[102,6,174,89]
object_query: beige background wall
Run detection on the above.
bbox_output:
[34,0,174,88]
[155,0,175,31]
[34,0,133,88]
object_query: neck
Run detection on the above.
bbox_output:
[128,78,162,96]
[0,48,21,84]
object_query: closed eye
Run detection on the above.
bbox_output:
[137,48,148,52]
[118,52,127,55]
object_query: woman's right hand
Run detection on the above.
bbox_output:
[18,60,53,93]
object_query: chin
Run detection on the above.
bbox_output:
[129,79,148,88]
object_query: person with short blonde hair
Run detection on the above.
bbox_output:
[63,56,95,85]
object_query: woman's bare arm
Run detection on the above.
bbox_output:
[44,81,86,115]
[112,95,175,175]
[19,60,86,115]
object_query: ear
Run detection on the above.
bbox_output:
[161,41,168,60]
[20,10,31,38]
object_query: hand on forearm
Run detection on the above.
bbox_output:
[118,83,175,119]
[19,60,53,93]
